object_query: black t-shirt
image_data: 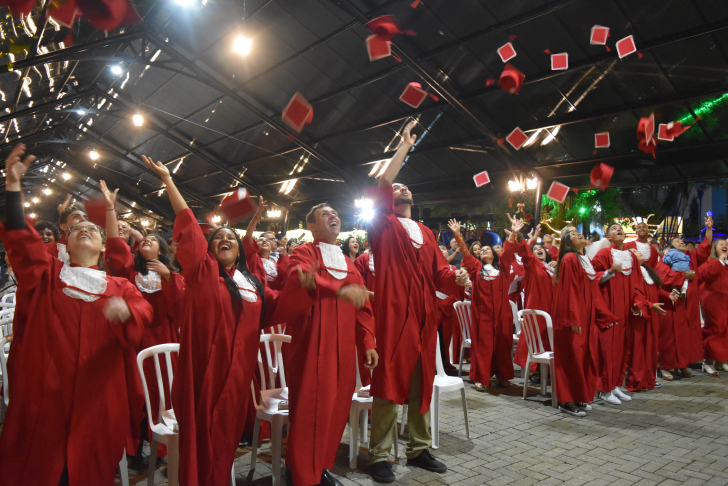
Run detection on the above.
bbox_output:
[448,248,462,269]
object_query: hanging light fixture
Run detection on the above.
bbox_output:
[233,35,252,56]
[133,113,144,126]
[89,150,99,160]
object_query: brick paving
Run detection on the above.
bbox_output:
[129,365,728,485]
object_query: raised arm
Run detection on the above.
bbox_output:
[379,120,416,187]
[244,198,267,243]
[143,155,188,214]
[448,218,480,278]
[100,180,120,238]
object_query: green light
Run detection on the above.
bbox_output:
[678,93,728,125]
[579,207,586,214]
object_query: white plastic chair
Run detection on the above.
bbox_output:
[430,333,470,449]
[518,309,557,408]
[137,343,181,486]
[0,335,8,421]
[348,350,398,468]
[453,301,472,378]
[509,300,521,346]
[249,334,290,486]
[0,292,15,308]
[0,308,14,338]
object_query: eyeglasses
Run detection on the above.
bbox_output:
[68,224,103,235]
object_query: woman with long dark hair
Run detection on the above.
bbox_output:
[102,181,185,459]
[342,235,362,261]
[0,145,153,484]
[627,248,676,390]
[698,238,728,376]
[448,218,516,390]
[143,155,278,486]
[551,230,617,417]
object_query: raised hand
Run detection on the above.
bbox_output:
[58,193,72,214]
[402,119,417,147]
[447,218,461,236]
[534,224,542,237]
[99,180,119,210]
[142,155,170,180]
[5,144,35,189]
[255,197,267,218]
[706,215,714,229]
[512,218,525,234]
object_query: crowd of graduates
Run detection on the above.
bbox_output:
[0,120,726,486]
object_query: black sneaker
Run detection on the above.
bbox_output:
[370,461,395,484]
[558,402,586,417]
[575,402,592,411]
[529,373,541,385]
[654,382,662,389]
[407,449,447,473]
[319,470,343,486]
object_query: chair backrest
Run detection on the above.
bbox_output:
[1,336,9,407]
[509,300,521,336]
[1,292,15,306]
[251,333,291,409]
[453,301,472,342]
[137,343,179,428]
[517,309,554,358]
[0,309,13,338]
[435,332,446,377]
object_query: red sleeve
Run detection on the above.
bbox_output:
[553,254,583,330]
[172,208,210,283]
[507,239,530,265]
[548,246,559,260]
[461,253,482,280]
[243,237,259,261]
[269,245,326,324]
[106,237,134,279]
[430,230,457,295]
[591,249,610,272]
[261,285,280,330]
[356,289,376,353]
[0,218,52,292]
[110,280,154,349]
[694,237,712,267]
[354,253,369,281]
[365,185,394,235]
[655,260,685,287]
[658,288,674,307]
[629,253,646,307]
[161,272,186,319]
[594,288,618,330]
[499,239,517,275]
[698,258,723,285]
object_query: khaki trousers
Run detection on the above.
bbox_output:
[369,358,431,461]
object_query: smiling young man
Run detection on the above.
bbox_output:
[272,202,377,486]
[365,121,468,483]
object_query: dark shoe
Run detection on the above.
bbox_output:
[285,467,296,486]
[559,402,586,417]
[446,367,463,377]
[319,470,343,486]
[575,402,592,411]
[369,461,395,484]
[654,382,662,389]
[408,449,447,473]
[529,373,541,385]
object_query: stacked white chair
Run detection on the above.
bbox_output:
[518,309,557,408]
[249,333,290,486]
[453,301,473,378]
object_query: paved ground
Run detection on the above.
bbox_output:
[128,364,728,485]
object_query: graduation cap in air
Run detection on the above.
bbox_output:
[546,181,570,203]
[473,171,490,187]
[616,35,637,59]
[595,132,610,148]
[399,82,439,108]
[83,197,109,226]
[219,188,258,224]
[590,163,614,191]
[590,25,609,45]
[498,63,525,94]
[282,92,313,134]
[497,42,517,63]
[505,127,528,150]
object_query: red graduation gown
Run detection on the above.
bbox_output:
[626,267,672,391]
[171,209,278,486]
[354,252,376,386]
[271,241,375,486]
[507,240,554,369]
[591,246,644,392]
[624,240,660,268]
[0,220,152,486]
[546,245,559,261]
[365,185,457,412]
[698,258,728,363]
[655,239,711,369]
[460,250,515,384]
[436,265,465,367]
[552,253,617,403]
[106,237,185,456]
[244,238,288,292]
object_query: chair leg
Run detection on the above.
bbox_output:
[399,404,407,436]
[349,408,359,469]
[540,363,547,397]
[271,416,284,486]
[118,449,129,486]
[431,388,440,450]
[460,387,470,438]
[360,408,369,443]
[549,359,558,409]
[147,440,159,486]
[522,356,530,400]
[458,345,464,377]
[249,418,261,475]
[392,423,399,460]
[231,464,236,486]
[166,435,180,486]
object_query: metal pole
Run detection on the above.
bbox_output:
[533,180,543,226]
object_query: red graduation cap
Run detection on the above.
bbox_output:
[657,123,674,141]
[637,114,657,158]
[219,188,258,224]
[546,181,570,203]
[505,127,528,150]
[551,52,569,70]
[616,35,637,59]
[644,113,655,144]
[498,63,525,94]
[399,82,438,108]
[595,132,610,148]
[83,197,109,226]
[590,25,609,45]
[497,42,517,63]
[365,15,415,41]
[282,92,313,134]
[590,163,614,191]
[366,34,392,61]
[473,171,490,187]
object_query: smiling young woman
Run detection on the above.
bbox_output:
[0,144,154,485]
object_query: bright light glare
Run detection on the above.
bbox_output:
[508,180,522,192]
[355,198,373,209]
[62,172,71,181]
[29,212,36,218]
[233,36,252,56]
[76,108,85,115]
[43,188,52,195]
[141,220,149,227]
[526,177,538,190]
[212,215,221,223]
[89,150,99,161]
[267,209,282,218]
[173,0,194,5]
[23,202,30,208]
[31,197,39,204]
[110,65,123,75]
[541,126,560,146]
[133,113,144,126]
[359,208,375,221]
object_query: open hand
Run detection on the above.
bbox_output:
[364,348,379,369]
[669,289,680,304]
[651,302,666,316]
[58,193,72,214]
[402,120,417,147]
[103,297,132,323]
[99,180,119,210]
[255,197,267,219]
[706,215,714,229]
[142,155,170,180]
[447,219,461,236]
[5,144,35,187]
